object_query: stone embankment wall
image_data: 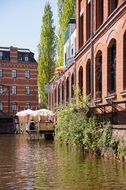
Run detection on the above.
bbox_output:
[103,125,126,162]
[112,125,126,142]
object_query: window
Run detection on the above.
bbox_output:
[55,88,57,105]
[0,86,3,94]
[62,82,64,104]
[0,51,10,61]
[108,0,118,15]
[71,48,73,55]
[24,54,29,61]
[86,59,91,95]
[18,52,29,62]
[71,73,74,98]
[95,51,102,98]
[12,70,17,78]
[12,86,17,95]
[0,52,3,60]
[25,86,30,95]
[25,70,30,79]
[96,0,103,29]
[0,101,3,111]
[58,84,60,104]
[107,39,116,93]
[66,77,69,102]
[25,103,31,109]
[78,66,83,95]
[12,102,17,113]
[86,0,91,40]
[79,13,84,48]
[0,69,3,77]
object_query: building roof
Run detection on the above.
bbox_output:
[0,46,31,53]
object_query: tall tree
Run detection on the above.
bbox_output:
[38,2,56,108]
[57,0,76,66]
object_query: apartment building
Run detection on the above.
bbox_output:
[0,46,38,115]
[47,0,126,124]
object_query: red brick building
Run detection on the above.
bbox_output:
[0,46,38,115]
[47,0,126,124]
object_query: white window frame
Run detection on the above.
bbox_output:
[0,86,3,94]
[0,101,3,111]
[25,86,30,95]
[25,54,29,61]
[0,52,3,60]
[12,86,17,95]
[0,69,3,77]
[12,70,17,78]
[12,102,17,111]
[25,70,30,79]
[25,103,31,109]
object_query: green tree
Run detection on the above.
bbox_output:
[57,0,76,66]
[38,2,56,107]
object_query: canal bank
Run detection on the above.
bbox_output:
[55,102,126,164]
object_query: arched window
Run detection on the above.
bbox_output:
[66,77,69,102]
[58,84,60,104]
[108,0,118,16]
[62,82,64,104]
[78,66,83,95]
[96,0,103,29]
[107,39,116,93]
[54,88,57,105]
[86,0,91,40]
[95,51,102,98]
[123,31,126,90]
[86,59,91,95]
[71,73,75,98]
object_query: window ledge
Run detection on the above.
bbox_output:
[104,92,116,101]
[94,97,102,104]
[120,90,126,97]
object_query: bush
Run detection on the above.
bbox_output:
[102,122,112,148]
[55,98,101,153]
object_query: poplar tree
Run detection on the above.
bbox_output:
[57,0,76,66]
[38,2,56,108]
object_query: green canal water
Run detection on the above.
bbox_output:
[0,135,126,190]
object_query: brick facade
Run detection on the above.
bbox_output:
[0,46,38,115]
[47,0,126,124]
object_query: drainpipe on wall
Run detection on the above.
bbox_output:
[8,86,10,115]
[90,0,94,105]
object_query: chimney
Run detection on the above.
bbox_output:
[10,46,18,63]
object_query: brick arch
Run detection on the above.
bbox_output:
[78,59,83,69]
[85,52,91,63]
[106,30,117,46]
[68,72,71,77]
[94,42,103,55]
[122,20,126,30]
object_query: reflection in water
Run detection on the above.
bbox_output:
[0,135,126,189]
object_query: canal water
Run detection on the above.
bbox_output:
[0,135,126,190]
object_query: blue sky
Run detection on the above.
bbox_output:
[0,0,58,59]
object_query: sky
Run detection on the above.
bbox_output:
[0,0,58,59]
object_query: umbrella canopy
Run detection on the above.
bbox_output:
[16,109,33,117]
[30,109,55,122]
